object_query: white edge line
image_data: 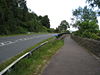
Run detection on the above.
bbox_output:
[0,41,49,75]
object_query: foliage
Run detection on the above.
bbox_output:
[73,31,100,40]
[72,6,97,22]
[0,0,51,35]
[73,21,99,39]
[54,28,60,33]
[86,0,100,15]
[66,30,70,34]
[72,6,100,40]
[97,30,100,36]
[47,28,55,33]
[82,32,100,39]
[86,0,100,8]
[57,20,69,33]
[4,39,64,75]
[75,20,98,32]
[39,15,50,28]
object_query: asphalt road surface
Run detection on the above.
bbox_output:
[0,34,56,63]
[42,35,100,75]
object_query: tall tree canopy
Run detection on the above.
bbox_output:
[86,0,100,15]
[72,6,98,29]
[72,6,99,39]
[0,0,51,35]
[72,6,97,22]
[39,15,50,28]
[58,20,69,32]
[86,0,100,8]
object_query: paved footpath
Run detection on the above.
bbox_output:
[42,35,100,75]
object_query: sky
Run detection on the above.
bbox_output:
[26,0,100,30]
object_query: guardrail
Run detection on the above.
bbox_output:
[55,33,68,38]
[0,33,66,75]
[0,41,48,75]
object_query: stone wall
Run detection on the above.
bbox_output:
[71,35,100,56]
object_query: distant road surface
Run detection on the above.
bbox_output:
[0,34,56,63]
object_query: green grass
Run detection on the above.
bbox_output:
[4,39,64,75]
[0,37,54,71]
[0,32,49,37]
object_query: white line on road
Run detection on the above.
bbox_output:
[0,35,49,47]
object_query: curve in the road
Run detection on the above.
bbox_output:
[0,34,56,63]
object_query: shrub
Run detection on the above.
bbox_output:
[81,31,100,40]
[66,30,70,34]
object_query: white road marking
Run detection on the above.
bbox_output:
[0,37,35,47]
[0,41,15,46]
[0,43,5,46]
[0,35,52,47]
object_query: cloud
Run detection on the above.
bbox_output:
[26,0,87,30]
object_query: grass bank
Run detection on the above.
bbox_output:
[0,37,54,71]
[5,39,64,75]
[0,32,49,37]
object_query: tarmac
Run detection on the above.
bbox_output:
[42,35,100,75]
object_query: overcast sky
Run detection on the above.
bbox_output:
[26,0,100,30]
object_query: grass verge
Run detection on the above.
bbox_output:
[0,32,49,37]
[5,39,64,75]
[0,37,54,71]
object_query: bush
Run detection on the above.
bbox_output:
[72,20,100,40]
[66,30,70,34]
[47,28,55,33]
[73,31,81,36]
[73,31,100,40]
[97,30,100,36]
[81,31,100,40]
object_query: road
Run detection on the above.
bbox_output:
[0,34,56,63]
[42,35,100,75]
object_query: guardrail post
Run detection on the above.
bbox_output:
[0,41,49,75]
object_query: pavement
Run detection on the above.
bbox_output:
[42,35,100,75]
[0,34,56,63]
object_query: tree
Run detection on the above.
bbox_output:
[86,0,100,8]
[39,15,50,28]
[72,6,97,22]
[58,20,69,32]
[78,20,98,33]
[72,6,99,39]
[72,6,98,30]
[86,0,100,15]
[0,0,51,35]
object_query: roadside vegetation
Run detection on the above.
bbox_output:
[0,0,57,35]
[0,32,50,37]
[0,37,54,72]
[71,0,100,40]
[3,38,64,75]
[55,20,70,33]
